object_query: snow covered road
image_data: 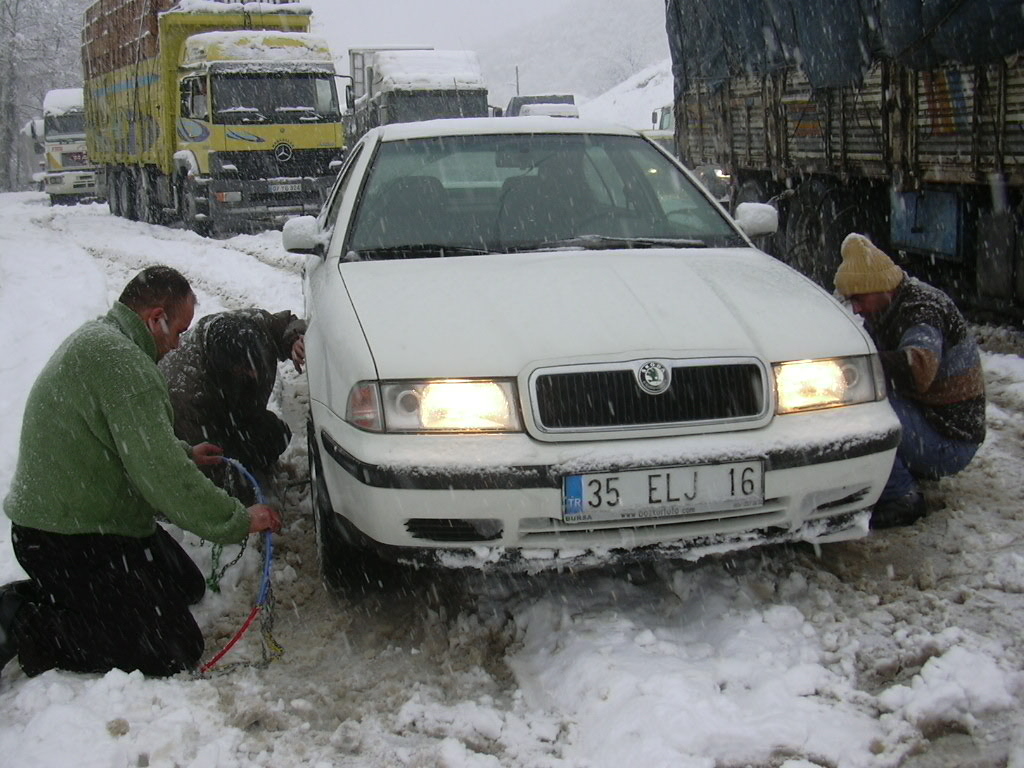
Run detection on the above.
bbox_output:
[2,192,1023,768]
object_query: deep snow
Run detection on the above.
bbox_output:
[2,194,1024,767]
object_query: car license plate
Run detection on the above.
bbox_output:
[269,182,302,193]
[562,460,763,524]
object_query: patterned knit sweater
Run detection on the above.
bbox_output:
[3,302,251,543]
[866,277,986,444]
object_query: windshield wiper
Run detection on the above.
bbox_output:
[217,107,268,123]
[345,244,491,261]
[276,106,325,121]
[511,235,708,252]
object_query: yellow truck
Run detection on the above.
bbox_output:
[82,0,345,234]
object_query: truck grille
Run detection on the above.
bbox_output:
[533,361,766,430]
[213,148,343,179]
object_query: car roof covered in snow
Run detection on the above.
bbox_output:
[374,116,640,142]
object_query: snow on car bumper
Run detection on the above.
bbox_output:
[311,399,900,565]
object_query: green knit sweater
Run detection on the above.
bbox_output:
[3,302,251,544]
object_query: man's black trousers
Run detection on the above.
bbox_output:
[10,524,207,677]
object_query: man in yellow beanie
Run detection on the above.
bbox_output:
[834,233,985,528]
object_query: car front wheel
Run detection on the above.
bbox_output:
[308,424,399,595]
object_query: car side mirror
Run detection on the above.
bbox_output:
[345,84,355,112]
[282,215,323,255]
[734,202,779,238]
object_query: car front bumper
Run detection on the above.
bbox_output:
[311,399,900,566]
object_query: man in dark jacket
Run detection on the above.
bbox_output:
[834,234,986,529]
[0,266,282,679]
[159,308,306,502]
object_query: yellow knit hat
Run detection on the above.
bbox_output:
[834,233,904,296]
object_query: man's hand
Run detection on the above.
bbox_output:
[248,504,283,534]
[192,442,224,467]
[291,336,306,373]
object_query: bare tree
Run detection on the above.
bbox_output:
[0,0,89,191]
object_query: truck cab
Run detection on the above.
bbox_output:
[41,89,101,205]
[171,31,345,231]
[345,48,489,143]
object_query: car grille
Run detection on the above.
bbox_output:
[533,361,766,430]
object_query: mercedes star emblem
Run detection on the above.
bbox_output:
[274,142,294,162]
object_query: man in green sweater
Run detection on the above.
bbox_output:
[0,266,283,678]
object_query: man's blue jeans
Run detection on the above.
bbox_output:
[881,394,981,502]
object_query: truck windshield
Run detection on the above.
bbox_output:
[211,73,341,124]
[44,113,86,138]
[347,132,742,257]
[384,91,489,123]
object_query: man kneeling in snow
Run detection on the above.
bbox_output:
[0,266,282,679]
[833,234,986,529]
[159,308,306,504]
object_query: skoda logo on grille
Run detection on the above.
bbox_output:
[274,142,294,162]
[637,361,671,395]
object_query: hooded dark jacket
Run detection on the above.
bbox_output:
[159,309,306,476]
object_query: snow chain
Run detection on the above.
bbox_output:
[197,458,284,675]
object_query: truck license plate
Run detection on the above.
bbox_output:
[269,182,302,193]
[562,460,763,524]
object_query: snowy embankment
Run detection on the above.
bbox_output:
[1,193,1023,768]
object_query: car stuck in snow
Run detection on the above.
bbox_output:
[282,116,901,579]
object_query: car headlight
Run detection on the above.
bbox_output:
[346,379,522,432]
[773,355,884,414]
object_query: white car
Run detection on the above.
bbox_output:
[284,117,899,581]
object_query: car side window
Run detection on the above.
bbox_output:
[321,144,364,247]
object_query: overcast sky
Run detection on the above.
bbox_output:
[304,0,570,70]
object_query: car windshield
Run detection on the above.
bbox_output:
[211,73,341,125]
[346,132,743,258]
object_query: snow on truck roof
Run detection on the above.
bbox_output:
[369,49,485,92]
[168,0,311,14]
[375,116,639,141]
[42,88,84,116]
[181,31,333,69]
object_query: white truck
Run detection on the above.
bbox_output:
[344,48,489,143]
[40,89,101,205]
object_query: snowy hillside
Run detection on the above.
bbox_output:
[475,0,668,109]
[576,57,674,130]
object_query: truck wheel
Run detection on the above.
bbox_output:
[135,169,162,225]
[119,169,138,221]
[108,169,123,217]
[784,179,843,290]
[786,179,888,291]
[182,181,211,237]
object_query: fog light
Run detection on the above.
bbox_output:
[214,191,242,203]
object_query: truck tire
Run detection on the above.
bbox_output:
[107,169,123,217]
[181,179,211,237]
[119,169,138,221]
[135,168,163,225]
[786,178,888,292]
[784,179,843,290]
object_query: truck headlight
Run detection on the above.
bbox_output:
[346,379,522,432]
[773,355,884,414]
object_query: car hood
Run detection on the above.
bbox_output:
[339,248,871,378]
